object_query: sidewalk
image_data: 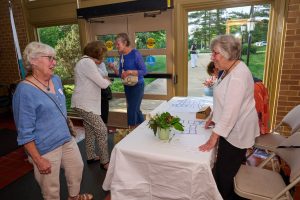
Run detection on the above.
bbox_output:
[188,53,211,97]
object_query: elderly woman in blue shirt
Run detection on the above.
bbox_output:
[109,33,147,129]
[13,42,92,200]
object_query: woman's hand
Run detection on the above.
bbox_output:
[35,156,52,174]
[108,63,118,75]
[24,142,51,175]
[198,132,219,152]
[104,76,112,83]
[205,117,215,129]
[121,71,128,79]
[107,62,115,69]
[121,70,134,79]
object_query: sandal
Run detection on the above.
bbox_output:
[69,193,93,200]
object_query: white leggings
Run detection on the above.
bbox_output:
[191,54,198,68]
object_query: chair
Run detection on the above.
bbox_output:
[249,105,300,170]
[255,105,300,152]
[234,132,300,200]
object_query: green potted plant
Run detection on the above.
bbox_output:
[147,112,184,140]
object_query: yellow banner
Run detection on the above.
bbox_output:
[167,0,171,8]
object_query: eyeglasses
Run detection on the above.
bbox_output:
[211,51,220,57]
[41,55,56,62]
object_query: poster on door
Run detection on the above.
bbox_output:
[146,38,156,66]
[105,40,114,51]
[146,38,155,49]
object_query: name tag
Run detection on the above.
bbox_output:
[58,88,64,95]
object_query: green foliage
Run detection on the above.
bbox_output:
[38,24,81,80]
[110,79,124,92]
[188,9,226,49]
[148,112,184,136]
[242,51,266,80]
[188,5,270,50]
[251,20,269,43]
[63,85,74,111]
[55,25,82,79]
[144,78,156,85]
[242,44,257,55]
[136,30,166,49]
[38,25,72,48]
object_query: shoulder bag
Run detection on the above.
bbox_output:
[101,86,112,100]
[120,54,138,86]
[26,79,77,137]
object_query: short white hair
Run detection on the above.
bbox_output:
[23,41,55,72]
[210,35,241,60]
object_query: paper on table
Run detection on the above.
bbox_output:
[169,98,213,112]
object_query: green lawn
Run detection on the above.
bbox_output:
[242,46,266,80]
[146,55,166,72]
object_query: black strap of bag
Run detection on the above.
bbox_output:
[101,87,112,100]
[25,79,76,136]
[277,145,300,148]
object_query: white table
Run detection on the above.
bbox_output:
[103,97,222,200]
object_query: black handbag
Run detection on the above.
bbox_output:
[101,86,112,100]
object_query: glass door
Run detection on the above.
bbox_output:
[89,10,173,100]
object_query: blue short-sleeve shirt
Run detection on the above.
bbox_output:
[12,75,71,155]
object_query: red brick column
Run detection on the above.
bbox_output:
[0,0,28,89]
[276,0,300,134]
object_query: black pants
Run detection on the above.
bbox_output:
[101,94,109,124]
[214,137,247,200]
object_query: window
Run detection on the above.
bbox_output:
[188,4,270,96]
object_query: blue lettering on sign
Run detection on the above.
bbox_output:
[146,56,156,66]
[106,57,115,63]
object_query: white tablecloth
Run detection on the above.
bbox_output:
[103,97,222,200]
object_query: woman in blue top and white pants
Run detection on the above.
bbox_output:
[13,42,92,200]
[109,33,147,128]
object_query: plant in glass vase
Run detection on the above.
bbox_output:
[147,112,184,140]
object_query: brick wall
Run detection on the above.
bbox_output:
[276,0,300,134]
[0,0,27,95]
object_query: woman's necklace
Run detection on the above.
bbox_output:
[32,75,50,91]
[219,60,238,81]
